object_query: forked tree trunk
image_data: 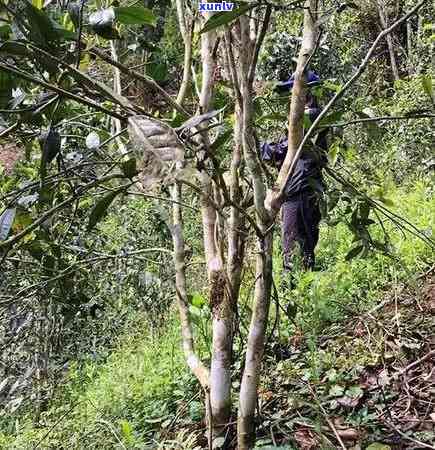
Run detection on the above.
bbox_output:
[236,14,275,448]
[198,20,234,438]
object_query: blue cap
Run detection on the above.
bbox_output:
[275,70,320,93]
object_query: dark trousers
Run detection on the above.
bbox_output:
[281,190,321,271]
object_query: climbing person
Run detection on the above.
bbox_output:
[261,70,329,272]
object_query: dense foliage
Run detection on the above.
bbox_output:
[0,0,433,448]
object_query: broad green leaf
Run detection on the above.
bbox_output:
[421,75,434,102]
[32,0,44,9]
[199,3,258,34]
[0,208,16,241]
[329,384,345,397]
[25,2,73,45]
[25,1,56,45]
[87,189,123,231]
[286,302,297,319]
[114,6,156,26]
[0,25,12,39]
[378,196,394,207]
[303,111,312,129]
[190,292,206,308]
[147,62,167,82]
[318,110,344,127]
[39,129,61,179]
[328,142,340,166]
[0,69,14,108]
[120,419,133,443]
[345,244,364,261]
[121,158,137,179]
[210,129,232,150]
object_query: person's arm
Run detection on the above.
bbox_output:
[260,139,288,168]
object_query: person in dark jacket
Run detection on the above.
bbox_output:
[261,71,328,271]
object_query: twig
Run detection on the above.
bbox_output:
[307,384,347,450]
[97,419,127,450]
[89,47,190,118]
[0,62,126,120]
[33,400,82,449]
[75,0,86,68]
[399,350,435,376]
[248,5,272,86]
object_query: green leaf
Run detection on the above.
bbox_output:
[0,69,14,108]
[329,384,345,397]
[114,6,156,26]
[345,244,364,261]
[39,129,61,179]
[210,129,232,150]
[32,0,44,9]
[120,419,133,443]
[0,208,16,241]
[87,189,123,231]
[199,2,257,34]
[328,142,340,166]
[0,41,32,57]
[318,110,344,127]
[147,62,167,82]
[121,158,137,179]
[421,75,434,102]
[378,196,394,207]
[190,292,206,308]
[25,1,57,45]
[366,444,391,450]
[0,25,12,39]
[67,3,81,29]
[303,111,312,129]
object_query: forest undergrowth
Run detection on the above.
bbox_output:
[1,182,433,450]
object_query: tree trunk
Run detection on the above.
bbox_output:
[236,14,274,447]
[273,0,319,212]
[377,0,400,81]
[198,21,233,439]
[237,232,273,449]
[171,183,210,389]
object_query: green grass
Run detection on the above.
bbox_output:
[1,182,432,450]
[272,180,434,338]
[0,313,200,450]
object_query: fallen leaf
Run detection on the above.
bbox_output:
[294,428,318,450]
[337,428,359,440]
